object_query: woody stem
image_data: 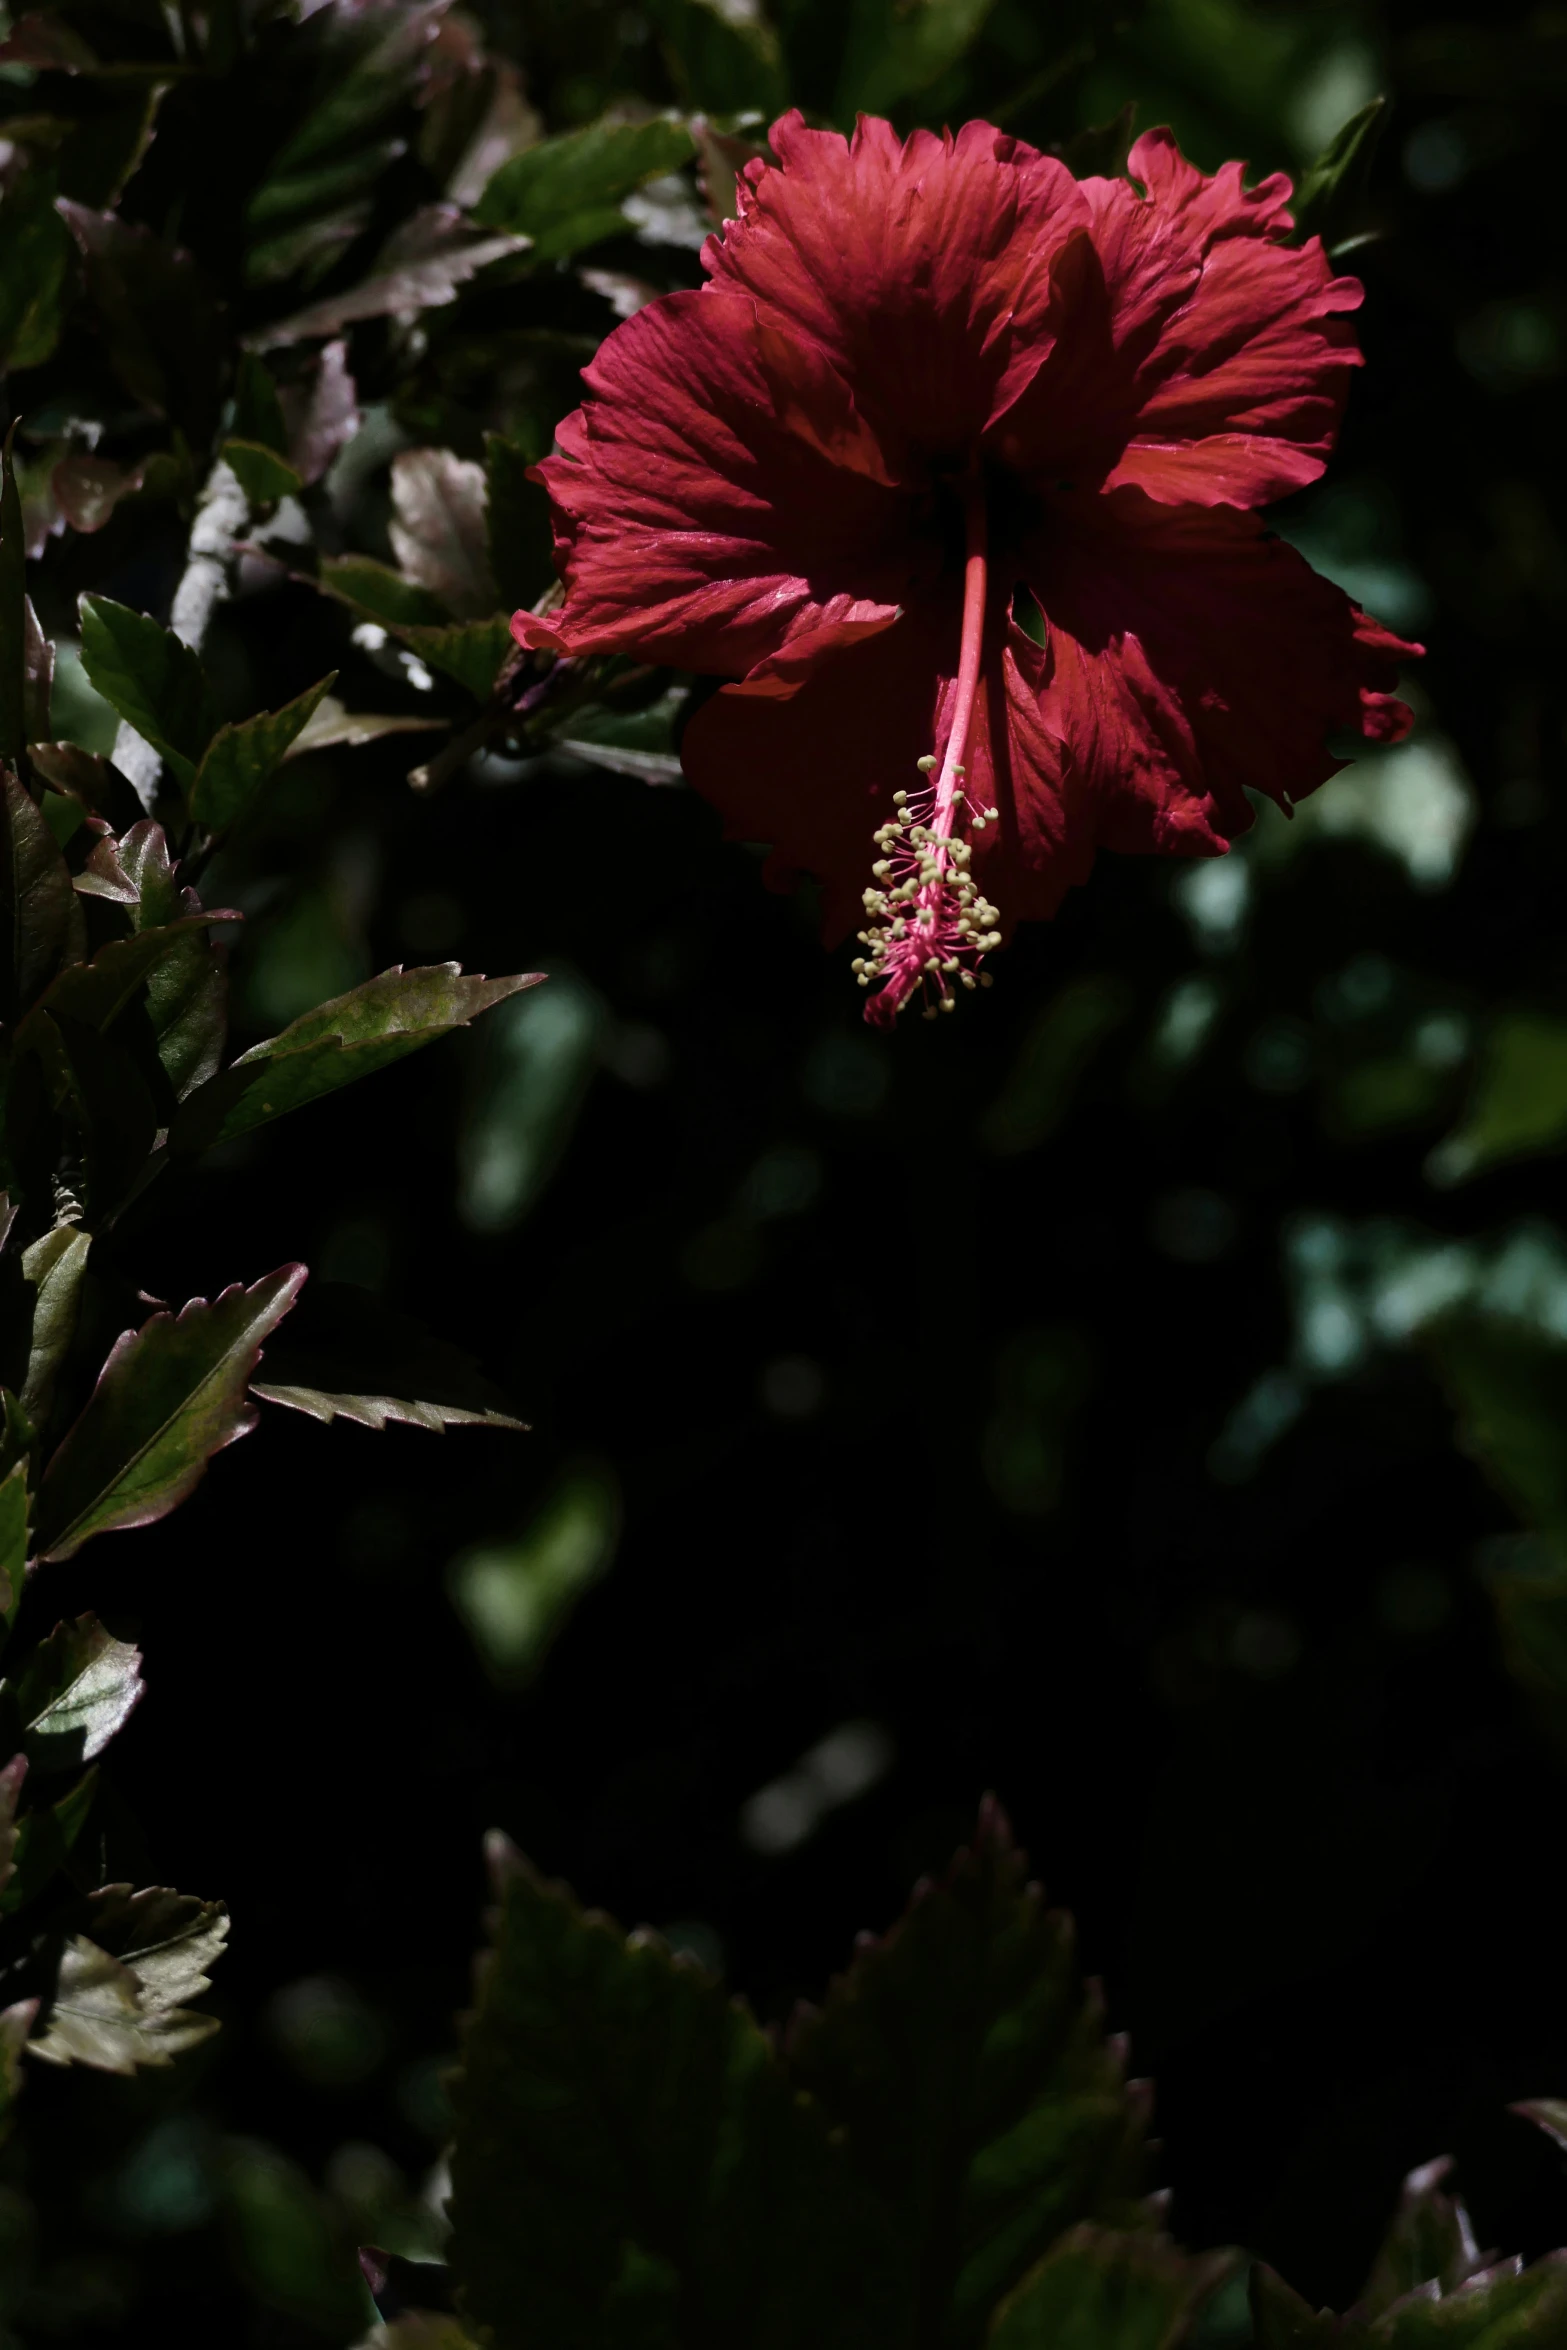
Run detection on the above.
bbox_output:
[930,469,989,846]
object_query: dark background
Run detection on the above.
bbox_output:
[9,0,1567,2338]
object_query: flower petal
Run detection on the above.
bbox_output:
[1023,488,1419,853]
[705,110,1090,461]
[514,287,910,677]
[995,127,1363,508]
[679,601,1095,945]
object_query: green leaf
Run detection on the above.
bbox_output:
[230,350,290,455]
[253,206,524,342]
[474,118,697,260]
[29,1887,226,2072]
[0,1463,27,1626]
[18,1223,91,1432]
[319,556,451,631]
[485,432,554,614]
[30,910,236,1038]
[646,0,786,117]
[171,965,544,1154]
[1357,2160,1491,2318]
[1425,1315,1567,1550]
[447,1839,910,2350]
[1427,1011,1567,1185]
[785,1800,1151,2347]
[116,820,230,1101]
[190,673,338,833]
[0,1616,143,1775]
[251,1280,527,1435]
[988,2226,1233,2349]
[2,765,78,1022]
[32,1266,306,1563]
[0,164,75,375]
[1290,98,1388,257]
[1249,2267,1341,2350]
[401,618,514,700]
[78,595,219,789]
[830,0,1001,119]
[447,1463,617,1686]
[221,438,305,507]
[0,1765,97,1914]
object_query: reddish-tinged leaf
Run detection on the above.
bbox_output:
[3,765,77,1020]
[50,455,146,535]
[253,205,522,346]
[0,1754,26,1895]
[279,339,360,483]
[0,1614,143,1773]
[32,1267,306,1562]
[390,449,496,619]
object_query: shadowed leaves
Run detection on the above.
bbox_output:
[474,118,695,259]
[251,1282,525,1434]
[191,672,337,834]
[78,596,218,789]
[786,1798,1152,2348]
[30,1885,227,2073]
[32,1266,306,1562]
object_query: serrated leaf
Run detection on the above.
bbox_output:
[1357,2160,1489,2318]
[116,820,230,1100]
[0,1765,96,1913]
[171,965,544,1153]
[784,1799,1151,2347]
[83,1881,228,2013]
[29,1915,220,2073]
[255,205,523,343]
[1,1615,143,1773]
[448,1841,910,2350]
[0,163,75,375]
[32,1266,306,1563]
[390,450,496,620]
[78,595,219,788]
[2,765,77,1020]
[474,118,696,260]
[29,909,237,1037]
[251,1280,526,1435]
[988,2225,1232,2349]
[26,742,144,833]
[190,673,337,833]
[18,1222,91,1431]
[1291,98,1388,256]
[222,438,305,507]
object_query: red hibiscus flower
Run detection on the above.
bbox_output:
[514,111,1418,1024]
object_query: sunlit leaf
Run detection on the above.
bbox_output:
[172,965,544,1153]
[400,617,514,699]
[18,1222,91,1432]
[32,1266,307,1563]
[285,695,447,755]
[29,1887,226,2073]
[390,450,497,619]
[0,1614,143,1773]
[190,673,338,833]
[319,557,450,631]
[221,438,305,507]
